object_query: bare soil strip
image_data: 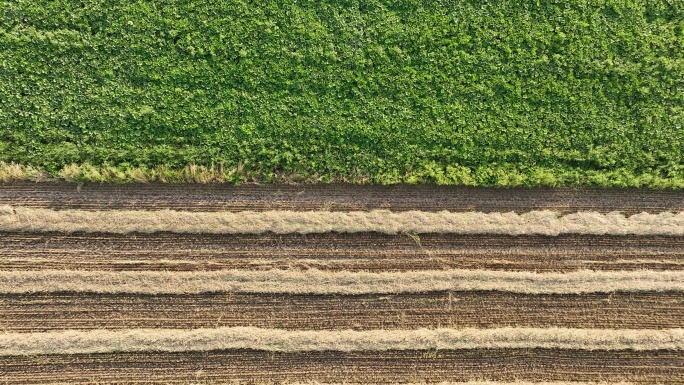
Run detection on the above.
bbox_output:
[3,207,684,235]
[3,182,684,214]
[1,349,682,384]
[289,383,629,385]
[4,327,684,355]
[2,292,683,332]
[3,268,684,295]
[2,232,684,272]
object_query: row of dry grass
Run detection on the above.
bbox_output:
[0,162,333,184]
[0,162,241,184]
[1,268,682,294]
[0,162,51,183]
[1,206,684,235]
[2,326,683,355]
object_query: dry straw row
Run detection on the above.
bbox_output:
[2,327,683,355]
[2,268,683,294]
[1,206,684,235]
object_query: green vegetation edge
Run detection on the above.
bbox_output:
[2,1,683,187]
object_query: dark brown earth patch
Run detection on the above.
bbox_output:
[2,291,683,332]
[2,182,683,213]
[1,349,683,384]
[2,232,683,272]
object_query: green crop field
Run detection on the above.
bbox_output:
[1,0,683,186]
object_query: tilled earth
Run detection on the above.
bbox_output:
[2,232,684,272]
[2,182,684,213]
[4,350,684,384]
[1,183,683,383]
[3,291,684,332]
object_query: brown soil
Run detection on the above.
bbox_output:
[2,291,683,332]
[2,185,684,383]
[2,182,683,213]
[2,231,683,272]
[1,349,683,384]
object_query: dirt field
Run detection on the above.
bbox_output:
[1,184,683,383]
[2,232,683,272]
[3,291,684,332]
[2,182,684,213]
[3,350,684,383]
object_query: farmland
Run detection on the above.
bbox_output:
[2,0,684,186]
[2,0,684,381]
[1,183,684,383]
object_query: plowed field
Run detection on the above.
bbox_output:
[3,182,684,213]
[3,350,684,384]
[1,183,683,383]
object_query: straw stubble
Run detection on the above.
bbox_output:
[1,206,684,235]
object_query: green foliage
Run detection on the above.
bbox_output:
[1,0,683,186]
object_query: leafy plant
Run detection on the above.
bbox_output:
[0,0,682,187]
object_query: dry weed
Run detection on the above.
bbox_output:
[0,162,51,182]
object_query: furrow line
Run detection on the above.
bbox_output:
[3,182,683,213]
[2,232,683,272]
[2,292,683,332]
[2,349,680,384]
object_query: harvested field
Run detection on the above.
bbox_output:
[1,185,683,383]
